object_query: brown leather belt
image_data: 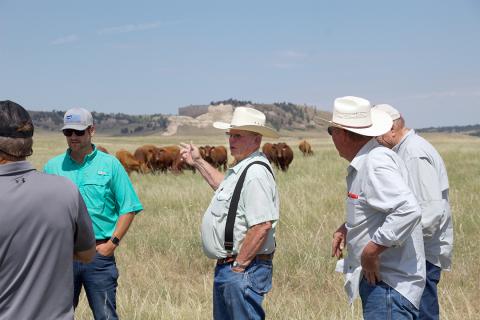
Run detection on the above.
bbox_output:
[96,239,109,245]
[216,253,274,265]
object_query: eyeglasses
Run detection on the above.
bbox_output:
[63,128,88,137]
[225,132,258,139]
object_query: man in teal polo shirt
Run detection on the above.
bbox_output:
[44,107,143,320]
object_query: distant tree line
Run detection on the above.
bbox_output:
[211,98,253,107]
[28,110,169,135]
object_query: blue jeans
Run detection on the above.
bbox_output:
[74,253,119,320]
[359,278,419,320]
[213,258,273,320]
[419,261,442,320]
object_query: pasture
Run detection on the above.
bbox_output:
[29,132,480,320]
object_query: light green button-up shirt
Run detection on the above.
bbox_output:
[44,145,143,239]
[201,151,279,259]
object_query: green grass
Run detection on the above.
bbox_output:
[27,132,480,319]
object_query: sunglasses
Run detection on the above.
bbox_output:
[63,128,89,137]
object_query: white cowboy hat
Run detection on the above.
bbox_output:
[372,104,401,120]
[213,106,280,138]
[327,96,393,137]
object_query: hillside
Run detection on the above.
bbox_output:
[29,110,170,136]
[417,124,480,137]
[29,100,332,136]
[28,100,478,137]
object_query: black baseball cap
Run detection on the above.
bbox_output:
[0,100,34,138]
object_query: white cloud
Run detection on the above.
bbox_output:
[51,34,78,45]
[98,21,163,35]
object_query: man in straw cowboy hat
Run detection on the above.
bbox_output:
[180,106,280,320]
[373,104,453,320]
[0,100,96,319]
[327,96,426,319]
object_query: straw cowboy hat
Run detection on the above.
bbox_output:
[326,96,393,137]
[213,106,280,138]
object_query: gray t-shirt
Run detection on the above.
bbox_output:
[0,161,95,320]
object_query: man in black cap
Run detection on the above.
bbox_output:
[0,100,96,320]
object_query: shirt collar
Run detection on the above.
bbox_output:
[229,150,263,174]
[348,138,378,172]
[393,129,414,152]
[0,161,35,176]
[67,144,98,165]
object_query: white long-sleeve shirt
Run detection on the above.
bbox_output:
[342,139,426,309]
[393,129,453,269]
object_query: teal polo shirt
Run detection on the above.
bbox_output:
[44,145,143,239]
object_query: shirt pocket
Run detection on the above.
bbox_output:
[80,178,109,211]
[210,186,234,218]
[346,198,367,226]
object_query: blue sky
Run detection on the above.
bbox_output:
[1,0,479,128]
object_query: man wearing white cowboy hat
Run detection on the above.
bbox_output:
[373,104,453,320]
[328,96,426,319]
[180,106,280,320]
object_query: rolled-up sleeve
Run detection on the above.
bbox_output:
[364,152,421,247]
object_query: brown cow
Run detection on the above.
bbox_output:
[96,145,109,154]
[134,145,161,173]
[272,142,294,172]
[156,146,179,173]
[262,143,277,168]
[171,151,196,174]
[298,140,313,156]
[115,149,143,175]
[199,146,208,160]
[203,145,228,171]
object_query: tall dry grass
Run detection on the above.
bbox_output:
[27,132,480,320]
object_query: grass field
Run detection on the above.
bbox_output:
[28,131,480,320]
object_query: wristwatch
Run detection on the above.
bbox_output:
[232,261,248,269]
[110,236,121,246]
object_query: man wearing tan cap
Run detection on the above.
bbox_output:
[180,106,280,320]
[373,104,453,320]
[328,96,425,319]
[44,107,143,320]
[0,101,95,320]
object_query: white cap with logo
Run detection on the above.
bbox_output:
[62,108,93,130]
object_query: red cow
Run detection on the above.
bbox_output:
[116,150,143,175]
[272,142,294,172]
[134,145,161,173]
[298,140,313,156]
[262,143,277,168]
[203,145,228,171]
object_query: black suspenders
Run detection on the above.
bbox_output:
[223,161,275,254]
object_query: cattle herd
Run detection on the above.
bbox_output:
[97,139,314,175]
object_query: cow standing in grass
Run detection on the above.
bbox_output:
[298,139,313,156]
[272,142,293,171]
